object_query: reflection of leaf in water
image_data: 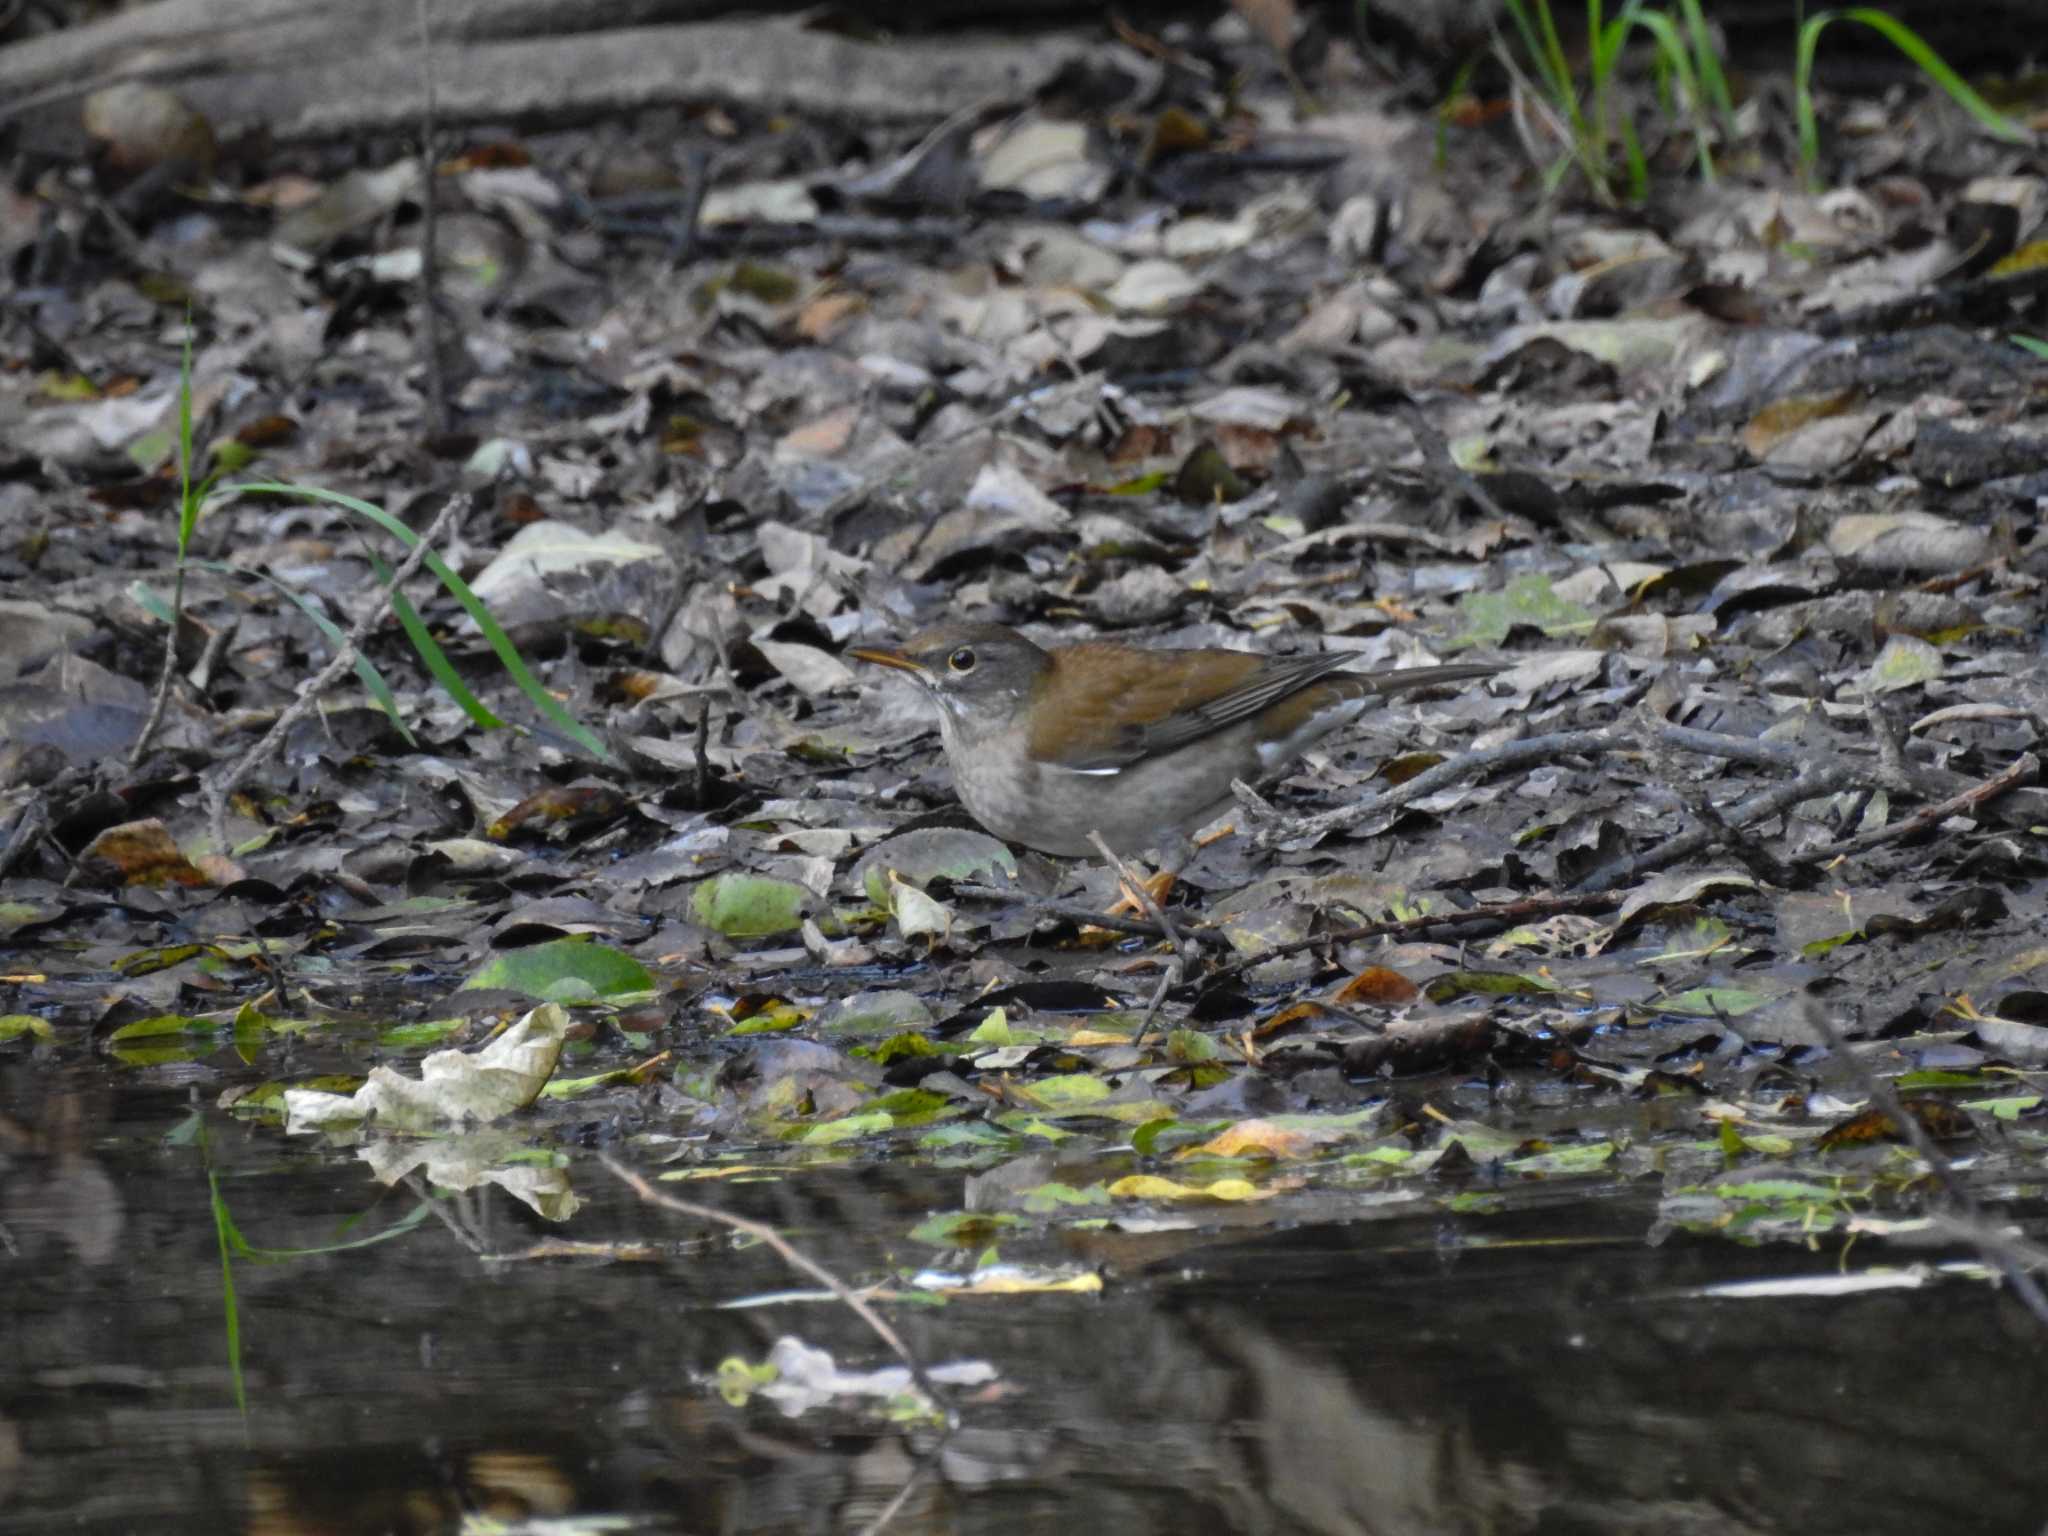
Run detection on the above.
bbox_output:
[360,1130,581,1221]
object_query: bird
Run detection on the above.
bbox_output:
[848,622,1498,862]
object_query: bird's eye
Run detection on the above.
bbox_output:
[947,647,977,674]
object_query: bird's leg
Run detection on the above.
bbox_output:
[1088,831,1201,1045]
[1101,825,1232,917]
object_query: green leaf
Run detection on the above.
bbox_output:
[1453,572,1598,648]
[1423,969,1558,1004]
[1713,1179,1839,1203]
[689,873,815,938]
[460,937,655,1003]
[907,1210,1021,1247]
[1963,1093,2041,1121]
[0,1014,54,1043]
[1020,1181,1112,1213]
[967,1008,1016,1045]
[380,1019,463,1049]
[1505,1140,1615,1175]
[1013,1074,1112,1111]
[1652,986,1778,1018]
[109,1013,218,1041]
[1131,1116,1177,1157]
[854,828,1017,906]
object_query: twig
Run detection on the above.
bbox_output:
[193,620,235,690]
[1865,695,1912,791]
[1208,756,1872,983]
[1268,718,1960,860]
[599,1155,958,1429]
[130,557,189,766]
[1402,402,1513,529]
[0,793,49,882]
[1668,781,1798,888]
[132,310,204,767]
[1860,694,1973,799]
[1195,888,1619,990]
[1649,722,1806,773]
[1,298,94,383]
[1575,764,1863,893]
[204,493,469,858]
[817,374,1062,526]
[599,212,968,254]
[402,1174,488,1254]
[667,145,713,266]
[693,700,712,808]
[1798,1002,2048,1328]
[1087,832,1190,959]
[952,882,1192,944]
[414,0,448,435]
[1257,728,1625,850]
[1789,752,2037,867]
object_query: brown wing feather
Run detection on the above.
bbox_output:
[1026,646,1361,770]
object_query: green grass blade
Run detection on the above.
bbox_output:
[1612,7,1716,185]
[1500,0,1563,105]
[2010,335,2048,360]
[1836,8,2032,145]
[1586,0,1610,182]
[232,1200,435,1262]
[1794,11,1829,186]
[1531,0,1579,123]
[368,548,506,732]
[175,565,421,749]
[1677,0,1736,132]
[1618,111,1649,201]
[1499,0,1607,200]
[1799,8,2032,186]
[208,1169,248,1421]
[176,317,198,560]
[1434,50,1485,173]
[227,481,610,761]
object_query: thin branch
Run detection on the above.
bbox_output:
[599,1155,958,1430]
[667,145,713,266]
[1195,888,1619,990]
[204,493,469,858]
[1256,728,1626,851]
[951,881,1232,949]
[130,557,188,765]
[1264,717,1980,860]
[1401,401,1513,529]
[1789,752,2037,867]
[1575,764,1863,893]
[1798,1001,2048,1329]
[1088,830,1194,1043]
[414,0,448,435]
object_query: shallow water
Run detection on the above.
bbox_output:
[5,1067,2046,1536]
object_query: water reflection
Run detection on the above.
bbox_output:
[2,1092,2043,1534]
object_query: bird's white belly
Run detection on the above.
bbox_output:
[947,736,1240,856]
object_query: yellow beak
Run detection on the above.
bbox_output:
[846,646,926,675]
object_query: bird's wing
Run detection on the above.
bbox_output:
[1025,647,1362,771]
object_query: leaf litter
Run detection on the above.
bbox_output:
[5,3,2048,1402]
